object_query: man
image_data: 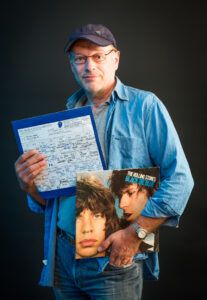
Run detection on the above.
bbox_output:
[109,168,160,253]
[109,168,159,223]
[15,24,194,299]
[76,175,119,259]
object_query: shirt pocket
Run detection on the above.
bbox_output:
[109,135,148,169]
[109,136,138,168]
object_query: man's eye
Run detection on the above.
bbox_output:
[74,56,85,63]
[127,191,135,196]
[94,213,102,219]
[93,54,103,61]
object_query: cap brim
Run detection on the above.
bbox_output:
[64,35,115,53]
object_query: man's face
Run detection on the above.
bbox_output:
[119,184,148,222]
[69,40,120,96]
[76,208,106,258]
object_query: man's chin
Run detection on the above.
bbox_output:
[83,83,100,93]
[76,249,104,259]
[123,213,134,222]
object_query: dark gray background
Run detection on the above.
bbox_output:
[1,0,206,299]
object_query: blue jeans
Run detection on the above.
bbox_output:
[53,233,143,300]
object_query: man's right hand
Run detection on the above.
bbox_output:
[14,149,47,205]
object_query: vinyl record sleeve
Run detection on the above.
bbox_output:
[75,167,160,259]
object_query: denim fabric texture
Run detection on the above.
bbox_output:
[27,77,194,287]
[53,234,143,300]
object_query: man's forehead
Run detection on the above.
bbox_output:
[121,184,139,193]
[80,208,104,215]
[70,40,114,52]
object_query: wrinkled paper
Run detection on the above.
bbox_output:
[18,115,103,192]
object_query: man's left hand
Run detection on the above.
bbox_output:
[97,226,141,266]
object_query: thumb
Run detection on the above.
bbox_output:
[97,236,112,252]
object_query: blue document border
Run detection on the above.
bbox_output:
[12,106,106,199]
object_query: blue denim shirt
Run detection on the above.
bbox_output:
[28,78,194,286]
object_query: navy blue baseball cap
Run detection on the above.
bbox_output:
[64,24,117,53]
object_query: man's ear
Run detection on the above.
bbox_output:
[141,188,149,199]
[69,58,74,73]
[67,53,74,72]
[114,50,120,70]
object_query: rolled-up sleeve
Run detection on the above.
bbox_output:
[141,95,194,227]
[27,194,45,214]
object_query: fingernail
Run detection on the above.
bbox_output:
[97,246,103,252]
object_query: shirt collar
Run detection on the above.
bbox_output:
[112,77,129,101]
[66,77,129,109]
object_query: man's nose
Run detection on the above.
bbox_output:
[119,194,129,209]
[82,216,93,233]
[84,57,96,71]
